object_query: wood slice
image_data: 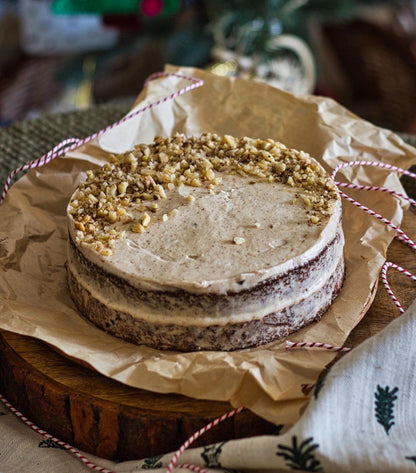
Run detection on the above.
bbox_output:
[1,208,415,462]
[0,331,278,461]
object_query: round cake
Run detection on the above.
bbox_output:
[66,133,344,351]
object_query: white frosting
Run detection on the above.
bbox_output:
[68,173,342,294]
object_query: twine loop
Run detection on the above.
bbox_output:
[332,158,416,314]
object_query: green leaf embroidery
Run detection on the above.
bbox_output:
[406,456,416,465]
[201,442,226,468]
[38,439,65,449]
[277,436,323,471]
[38,439,65,450]
[142,454,163,469]
[374,385,399,435]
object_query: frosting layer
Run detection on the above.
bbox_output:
[69,175,342,294]
[67,253,344,351]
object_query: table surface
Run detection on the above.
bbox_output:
[0,107,415,462]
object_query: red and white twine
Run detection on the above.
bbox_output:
[177,464,208,473]
[330,159,416,180]
[165,406,245,473]
[331,160,416,251]
[332,159,416,316]
[0,390,240,473]
[0,72,203,204]
[285,340,352,353]
[0,393,115,473]
[0,73,415,471]
[381,261,416,313]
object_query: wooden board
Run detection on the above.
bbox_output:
[1,208,415,462]
[0,332,281,461]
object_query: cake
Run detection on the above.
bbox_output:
[66,133,344,351]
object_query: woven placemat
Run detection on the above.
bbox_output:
[0,102,131,186]
[1,106,415,197]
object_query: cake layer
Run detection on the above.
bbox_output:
[67,255,344,351]
[66,225,344,324]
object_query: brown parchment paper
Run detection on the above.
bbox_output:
[1,66,415,426]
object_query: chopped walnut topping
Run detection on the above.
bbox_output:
[69,133,339,255]
[117,181,128,195]
[301,195,312,208]
[169,208,179,217]
[107,211,117,223]
[131,222,145,233]
[141,212,151,227]
[75,221,85,232]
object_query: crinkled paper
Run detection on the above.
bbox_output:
[1,65,415,426]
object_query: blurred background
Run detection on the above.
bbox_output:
[0,0,415,133]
